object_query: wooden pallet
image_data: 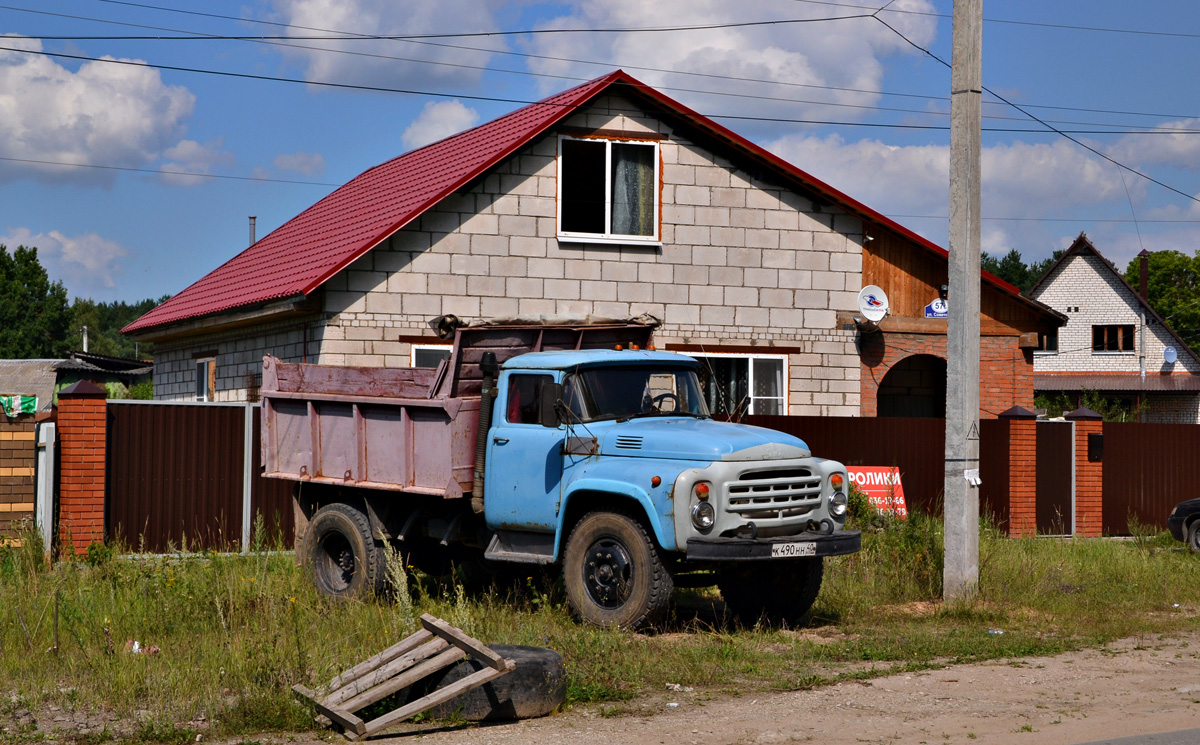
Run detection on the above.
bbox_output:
[293,613,516,740]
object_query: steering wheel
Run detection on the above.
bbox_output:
[649,392,680,412]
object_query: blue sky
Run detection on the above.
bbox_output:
[2,0,1198,302]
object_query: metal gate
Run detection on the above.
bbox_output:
[1035,420,1074,535]
[106,401,293,552]
[1102,422,1199,534]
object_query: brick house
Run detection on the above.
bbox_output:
[1028,233,1200,423]
[124,71,1061,418]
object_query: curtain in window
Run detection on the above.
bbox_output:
[752,358,784,415]
[611,144,654,236]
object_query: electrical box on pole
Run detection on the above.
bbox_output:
[944,0,983,601]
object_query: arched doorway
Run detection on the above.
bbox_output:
[877,354,947,418]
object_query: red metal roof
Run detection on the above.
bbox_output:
[124,73,621,333]
[126,69,1047,334]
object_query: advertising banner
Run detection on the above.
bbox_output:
[847,466,908,518]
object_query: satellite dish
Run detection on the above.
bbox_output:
[857,285,890,323]
[1165,346,1178,364]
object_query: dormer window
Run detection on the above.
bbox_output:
[558,136,659,244]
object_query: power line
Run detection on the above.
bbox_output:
[1,43,1198,136]
[872,17,1200,205]
[14,1,1189,123]
[792,0,1200,40]
[0,155,339,186]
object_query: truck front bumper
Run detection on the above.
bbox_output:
[686,529,861,561]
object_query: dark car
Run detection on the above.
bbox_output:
[1168,498,1200,550]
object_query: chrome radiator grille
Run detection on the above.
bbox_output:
[725,467,822,521]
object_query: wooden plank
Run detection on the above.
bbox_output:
[292,684,366,736]
[326,637,449,706]
[420,614,506,671]
[325,628,434,694]
[360,661,516,738]
[338,647,466,714]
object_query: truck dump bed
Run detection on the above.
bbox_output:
[260,320,655,499]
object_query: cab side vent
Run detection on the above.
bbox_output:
[615,436,644,450]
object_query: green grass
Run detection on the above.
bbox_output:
[3,510,1200,743]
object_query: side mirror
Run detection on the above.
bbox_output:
[539,382,563,428]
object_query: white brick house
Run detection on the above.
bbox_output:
[125,71,1056,418]
[1028,234,1200,423]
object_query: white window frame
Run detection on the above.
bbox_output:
[689,352,789,416]
[556,135,661,246]
[411,343,453,368]
[195,356,216,402]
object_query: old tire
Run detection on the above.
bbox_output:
[563,511,673,630]
[1188,522,1200,553]
[304,502,384,600]
[418,645,565,721]
[718,557,824,627]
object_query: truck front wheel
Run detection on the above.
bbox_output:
[305,502,385,600]
[563,511,673,630]
[718,557,823,627]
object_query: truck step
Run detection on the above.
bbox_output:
[484,531,556,565]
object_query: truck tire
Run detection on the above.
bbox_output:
[718,557,823,627]
[420,645,566,721]
[563,511,673,630]
[304,502,385,600]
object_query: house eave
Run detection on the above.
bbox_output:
[124,295,321,344]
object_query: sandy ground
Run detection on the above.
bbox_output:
[279,632,1200,745]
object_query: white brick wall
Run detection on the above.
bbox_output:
[1031,252,1200,375]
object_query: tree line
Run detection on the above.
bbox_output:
[0,244,166,360]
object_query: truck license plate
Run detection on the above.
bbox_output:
[770,541,816,558]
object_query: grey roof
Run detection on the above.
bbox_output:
[0,359,60,411]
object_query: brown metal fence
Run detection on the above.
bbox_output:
[106,402,293,552]
[1102,422,1200,534]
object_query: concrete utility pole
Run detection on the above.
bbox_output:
[944,0,983,601]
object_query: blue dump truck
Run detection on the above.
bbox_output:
[261,318,861,629]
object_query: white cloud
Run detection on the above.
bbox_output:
[268,0,502,88]
[1109,118,1200,171]
[157,139,235,186]
[273,151,326,176]
[1,227,127,293]
[0,35,195,185]
[401,100,480,150]
[523,0,938,134]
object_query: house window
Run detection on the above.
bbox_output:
[412,344,452,368]
[195,356,216,402]
[690,353,787,416]
[558,136,659,243]
[1092,324,1134,353]
[1035,330,1058,354]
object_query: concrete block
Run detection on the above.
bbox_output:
[527,258,565,278]
[711,187,746,208]
[545,279,582,300]
[663,204,695,225]
[794,290,828,308]
[389,229,432,253]
[507,277,544,297]
[731,208,765,229]
[675,265,709,285]
[593,301,631,318]
[700,305,735,326]
[675,185,712,206]
[325,291,367,314]
[555,299,594,315]
[829,290,859,311]
[499,215,538,237]
[518,298,557,315]
[759,288,794,308]
[804,309,836,329]
[765,210,798,231]
[470,234,508,256]
[695,165,730,187]
[654,283,690,304]
[778,269,813,290]
[519,195,556,217]
[814,232,847,253]
[517,154,554,176]
[692,245,727,266]
[500,173,539,196]
[601,262,638,282]
[745,229,779,249]
[387,273,427,294]
[812,271,844,291]
[347,270,388,294]
[510,236,549,257]
[663,163,695,185]
[798,211,833,232]
[565,260,603,280]
[415,252,452,275]
[728,247,762,268]
[769,308,805,330]
[421,211,460,234]
[467,275,506,297]
[637,263,674,284]
[734,306,770,328]
[581,280,618,301]
[743,267,779,288]
[694,206,730,227]
[428,274,467,295]
[487,194,520,216]
[689,285,724,305]
[430,232,470,254]
[659,243,692,264]
[710,227,745,248]
[794,251,829,271]
[747,189,785,211]
[830,251,863,273]
[675,224,711,246]
[725,286,757,306]
[618,282,654,303]
[490,256,528,277]
[460,212,499,235]
[481,296,520,316]
[402,294,441,315]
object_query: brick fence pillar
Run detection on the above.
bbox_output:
[57,380,107,555]
[999,406,1038,537]
[1066,406,1103,537]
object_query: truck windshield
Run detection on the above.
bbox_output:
[563,366,710,422]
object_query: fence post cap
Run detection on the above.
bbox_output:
[998,405,1037,420]
[1064,406,1103,421]
[58,380,106,398]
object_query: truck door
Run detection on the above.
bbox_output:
[484,372,563,532]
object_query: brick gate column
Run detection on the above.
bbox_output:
[999,406,1037,537]
[1066,406,1103,537]
[57,380,107,555]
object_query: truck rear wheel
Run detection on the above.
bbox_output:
[563,511,673,630]
[718,557,823,627]
[305,502,384,600]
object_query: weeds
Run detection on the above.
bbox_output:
[4,510,1200,742]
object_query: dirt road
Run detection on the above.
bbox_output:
[276,632,1200,745]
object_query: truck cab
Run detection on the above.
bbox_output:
[482,349,860,628]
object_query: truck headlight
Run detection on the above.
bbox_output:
[829,490,848,518]
[692,501,715,530]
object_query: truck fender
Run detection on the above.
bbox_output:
[555,478,677,560]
